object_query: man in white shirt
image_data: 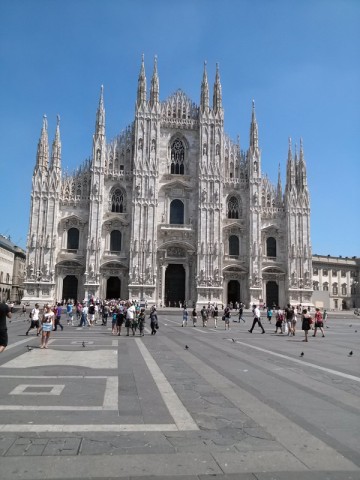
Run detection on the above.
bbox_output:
[25,303,41,336]
[248,304,266,334]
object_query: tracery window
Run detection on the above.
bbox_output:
[110,230,122,252]
[332,283,338,295]
[169,199,184,224]
[266,237,277,257]
[341,284,347,295]
[313,281,319,291]
[323,282,329,291]
[170,139,185,175]
[111,189,124,213]
[227,196,240,219]
[313,268,318,275]
[67,228,79,250]
[229,235,239,256]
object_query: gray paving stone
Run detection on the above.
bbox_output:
[42,437,82,456]
[0,436,16,455]
[255,472,360,480]
[6,437,48,456]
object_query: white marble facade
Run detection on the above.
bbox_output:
[23,57,313,308]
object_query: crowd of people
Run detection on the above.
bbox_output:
[0,297,330,352]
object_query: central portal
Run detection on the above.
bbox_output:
[106,277,121,299]
[165,264,185,307]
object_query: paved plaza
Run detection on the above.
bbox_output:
[0,309,359,480]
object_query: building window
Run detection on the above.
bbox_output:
[313,268,318,275]
[313,281,319,291]
[341,270,346,277]
[332,270,337,276]
[227,196,241,219]
[170,139,185,174]
[110,230,121,252]
[341,284,347,295]
[332,283,338,295]
[111,189,124,213]
[229,235,239,256]
[6,273,10,284]
[323,282,329,291]
[169,199,184,224]
[0,272,3,283]
[67,228,79,250]
[323,269,328,276]
[266,237,277,257]
[334,299,338,309]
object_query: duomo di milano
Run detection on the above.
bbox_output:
[23,56,314,308]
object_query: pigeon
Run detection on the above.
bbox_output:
[232,338,236,342]
[348,351,353,356]
[82,341,86,348]
[300,352,304,357]
[355,330,358,333]
[185,345,189,350]
[349,325,352,328]
[326,325,329,329]
[26,345,33,352]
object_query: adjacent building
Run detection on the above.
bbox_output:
[23,57,314,308]
[0,234,26,303]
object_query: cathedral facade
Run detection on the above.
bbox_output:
[23,57,313,308]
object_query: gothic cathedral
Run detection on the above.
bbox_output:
[23,57,313,308]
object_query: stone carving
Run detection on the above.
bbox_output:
[168,247,185,257]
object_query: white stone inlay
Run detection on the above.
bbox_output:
[10,384,65,396]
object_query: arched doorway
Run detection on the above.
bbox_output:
[106,277,121,299]
[165,264,185,307]
[266,281,279,307]
[63,275,78,302]
[227,280,240,305]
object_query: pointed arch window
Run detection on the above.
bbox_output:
[110,230,122,252]
[227,196,240,219]
[170,199,184,224]
[266,237,276,257]
[111,189,124,213]
[170,139,185,175]
[67,228,79,250]
[229,235,239,256]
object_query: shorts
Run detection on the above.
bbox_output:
[30,320,40,329]
[42,323,52,332]
[315,321,324,328]
[0,329,8,347]
[116,317,124,326]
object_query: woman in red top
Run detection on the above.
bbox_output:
[312,308,325,337]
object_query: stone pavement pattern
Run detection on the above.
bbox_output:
[0,310,359,479]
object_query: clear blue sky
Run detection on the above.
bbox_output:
[0,0,359,256]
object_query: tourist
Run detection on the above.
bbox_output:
[40,304,54,349]
[25,303,41,336]
[201,306,208,327]
[238,302,245,323]
[223,306,231,330]
[79,303,88,327]
[192,307,198,327]
[274,307,284,334]
[54,303,64,331]
[182,307,188,327]
[267,306,273,323]
[214,305,218,328]
[292,306,298,336]
[150,307,158,334]
[117,303,125,336]
[301,308,312,342]
[88,303,95,326]
[102,303,110,326]
[66,301,74,326]
[0,301,12,352]
[312,308,325,337]
[138,308,145,336]
[125,301,136,336]
[284,304,294,336]
[248,304,265,334]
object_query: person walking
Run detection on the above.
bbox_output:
[223,306,231,330]
[25,303,41,336]
[213,305,218,328]
[125,301,136,336]
[40,305,54,349]
[138,308,146,336]
[149,307,158,335]
[201,306,208,327]
[182,307,189,327]
[248,304,265,334]
[238,302,245,323]
[312,308,325,337]
[192,307,198,327]
[0,301,12,353]
[284,304,294,336]
[66,301,74,326]
[53,303,64,331]
[301,308,312,342]
[79,304,88,327]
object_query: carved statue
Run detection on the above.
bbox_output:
[43,261,49,276]
[214,267,219,281]
[46,235,50,248]
[214,190,219,203]
[201,188,207,203]
[31,234,36,248]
